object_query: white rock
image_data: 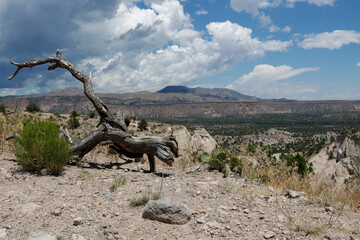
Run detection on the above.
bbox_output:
[0,228,7,239]
[284,189,301,198]
[28,231,56,240]
[73,217,85,226]
[264,231,275,239]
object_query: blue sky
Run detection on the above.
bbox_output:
[0,0,359,100]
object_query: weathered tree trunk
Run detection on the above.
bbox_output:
[7,50,178,172]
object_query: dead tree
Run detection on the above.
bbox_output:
[8,49,178,172]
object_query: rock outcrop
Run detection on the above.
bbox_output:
[190,128,217,155]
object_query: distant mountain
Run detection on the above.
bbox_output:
[2,86,360,117]
[157,86,259,101]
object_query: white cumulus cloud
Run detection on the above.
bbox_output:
[299,30,360,50]
[357,62,360,67]
[79,16,291,93]
[227,64,319,99]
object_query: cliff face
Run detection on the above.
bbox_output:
[1,88,360,117]
[2,95,360,117]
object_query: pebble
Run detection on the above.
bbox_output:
[73,217,85,226]
[52,209,61,216]
[196,219,206,224]
[0,228,7,239]
[284,189,301,198]
[264,231,275,239]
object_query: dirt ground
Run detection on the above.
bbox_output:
[1,148,360,240]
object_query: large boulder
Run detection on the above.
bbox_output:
[142,200,191,225]
[190,128,217,155]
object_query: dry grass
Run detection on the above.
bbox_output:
[240,155,360,210]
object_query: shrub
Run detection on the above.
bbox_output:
[200,148,242,178]
[71,110,78,117]
[26,103,41,113]
[0,104,7,114]
[280,153,313,177]
[89,112,96,118]
[68,116,80,129]
[138,119,148,131]
[13,118,71,175]
[129,189,162,207]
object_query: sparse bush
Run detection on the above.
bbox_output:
[89,112,96,118]
[26,103,41,113]
[129,189,162,207]
[13,118,71,175]
[53,112,61,118]
[247,143,256,154]
[71,110,79,117]
[280,153,313,177]
[200,148,242,177]
[138,119,148,131]
[109,175,126,192]
[0,104,7,114]
[68,115,80,129]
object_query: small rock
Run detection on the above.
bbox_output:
[28,231,56,240]
[206,221,221,229]
[52,209,61,216]
[196,219,206,224]
[221,232,229,237]
[264,231,275,239]
[218,209,228,216]
[284,189,301,198]
[142,200,191,225]
[277,214,286,222]
[244,209,250,214]
[266,196,277,202]
[73,217,84,226]
[0,228,7,239]
[325,207,335,214]
[71,234,86,240]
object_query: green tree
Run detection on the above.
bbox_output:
[26,103,41,113]
[138,119,148,131]
[13,118,71,175]
[0,104,7,114]
[71,110,78,117]
[89,112,96,118]
[68,115,80,129]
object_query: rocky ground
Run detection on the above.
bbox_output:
[1,149,360,240]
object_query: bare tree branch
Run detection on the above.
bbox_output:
[7,49,178,172]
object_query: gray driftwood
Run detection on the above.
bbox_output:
[7,49,178,172]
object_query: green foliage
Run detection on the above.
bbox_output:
[0,104,7,114]
[129,116,136,122]
[68,115,80,129]
[138,119,148,131]
[280,153,313,177]
[247,143,256,153]
[26,103,41,113]
[13,118,71,175]
[199,148,242,177]
[89,112,96,118]
[71,110,79,117]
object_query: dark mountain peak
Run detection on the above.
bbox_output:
[157,86,193,94]
[157,85,259,101]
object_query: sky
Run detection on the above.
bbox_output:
[0,0,359,100]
